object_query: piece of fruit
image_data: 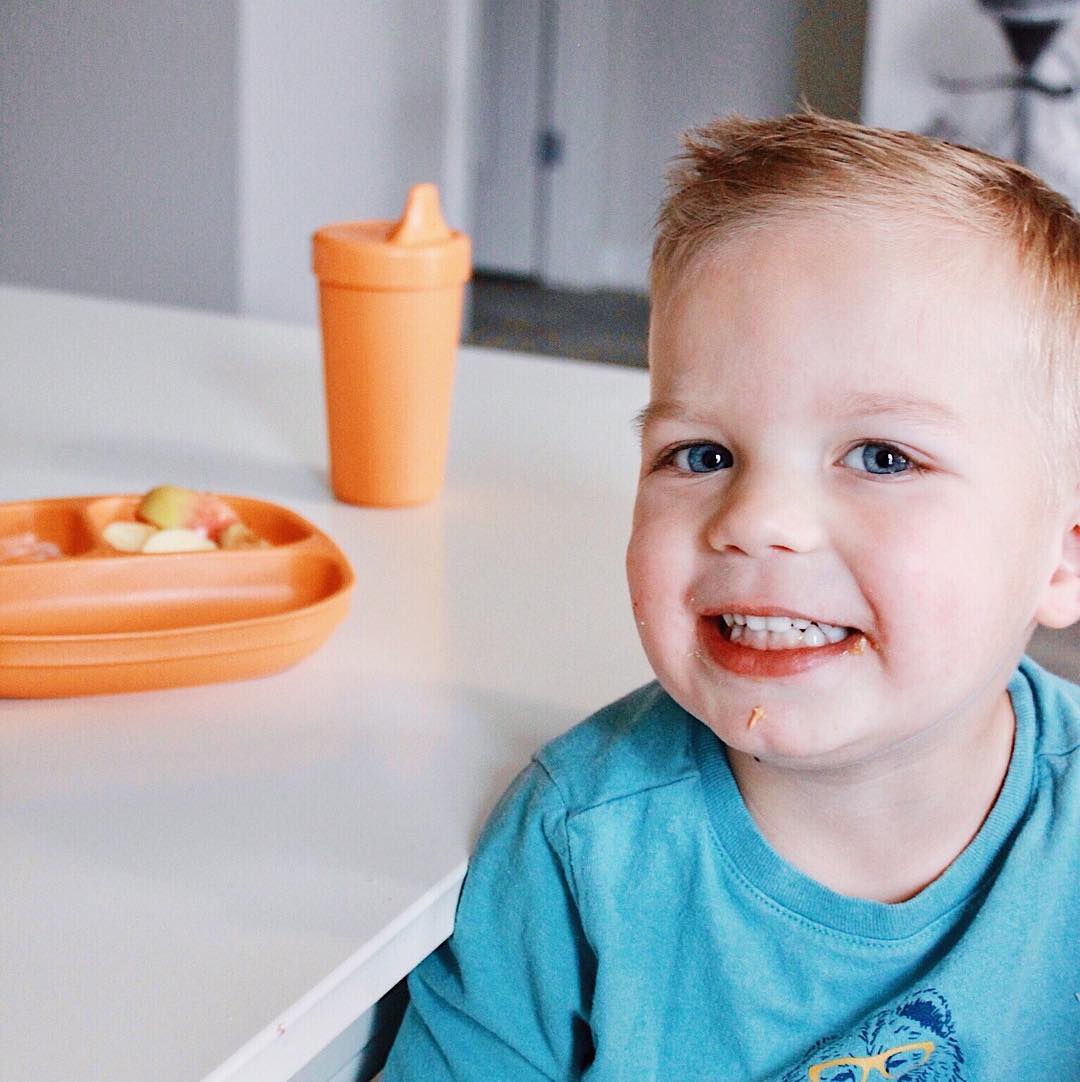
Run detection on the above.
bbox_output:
[136,485,239,541]
[140,527,217,553]
[218,522,270,550]
[0,531,62,563]
[103,521,158,552]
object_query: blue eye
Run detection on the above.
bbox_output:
[671,442,732,473]
[844,441,914,476]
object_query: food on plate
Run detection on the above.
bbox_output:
[102,520,157,553]
[103,485,270,554]
[140,527,218,553]
[136,484,240,541]
[0,531,63,564]
[218,522,270,550]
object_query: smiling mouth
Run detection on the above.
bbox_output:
[709,614,859,651]
[699,615,865,677]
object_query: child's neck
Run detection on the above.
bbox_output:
[725,688,1016,905]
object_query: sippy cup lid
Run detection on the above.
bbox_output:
[312,183,471,291]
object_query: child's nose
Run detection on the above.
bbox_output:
[704,466,826,556]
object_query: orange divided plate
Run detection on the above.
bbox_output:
[0,494,355,698]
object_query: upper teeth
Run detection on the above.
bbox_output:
[721,613,849,645]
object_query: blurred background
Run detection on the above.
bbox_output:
[0,0,865,366]
[3,0,1080,368]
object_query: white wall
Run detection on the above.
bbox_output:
[0,1,239,311]
[1,1,466,324]
[237,0,457,324]
[472,0,544,277]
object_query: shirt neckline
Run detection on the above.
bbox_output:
[690,657,1038,942]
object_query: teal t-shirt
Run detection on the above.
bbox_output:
[383,656,1080,1079]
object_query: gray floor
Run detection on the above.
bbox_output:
[1030,624,1080,683]
[466,272,649,368]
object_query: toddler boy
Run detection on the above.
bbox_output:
[384,112,1080,1079]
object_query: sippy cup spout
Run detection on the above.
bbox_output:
[388,183,453,246]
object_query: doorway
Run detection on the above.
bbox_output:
[472,0,612,290]
[470,1,811,296]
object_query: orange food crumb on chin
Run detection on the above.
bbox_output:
[747,705,765,729]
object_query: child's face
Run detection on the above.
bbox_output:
[627,212,1078,768]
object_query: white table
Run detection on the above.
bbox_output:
[0,287,655,1082]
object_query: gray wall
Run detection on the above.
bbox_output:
[0,1,239,311]
[797,0,869,122]
[238,0,451,324]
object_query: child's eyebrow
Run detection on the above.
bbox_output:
[632,400,704,434]
[833,391,962,428]
[633,391,962,435]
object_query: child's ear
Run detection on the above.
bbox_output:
[1035,489,1080,630]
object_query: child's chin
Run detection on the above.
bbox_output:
[710,707,872,768]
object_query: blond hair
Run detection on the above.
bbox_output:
[652,111,1080,498]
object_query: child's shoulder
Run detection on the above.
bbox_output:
[532,681,701,815]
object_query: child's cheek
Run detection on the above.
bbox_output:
[858,512,980,665]
[625,537,665,627]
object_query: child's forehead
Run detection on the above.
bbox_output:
[673,206,1012,293]
[656,209,1026,344]
[648,212,1033,421]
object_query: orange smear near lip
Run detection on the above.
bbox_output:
[844,635,868,656]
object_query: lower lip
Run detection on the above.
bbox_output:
[698,618,860,678]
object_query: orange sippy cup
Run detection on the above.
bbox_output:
[312,184,471,506]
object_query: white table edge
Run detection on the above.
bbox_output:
[201,861,468,1081]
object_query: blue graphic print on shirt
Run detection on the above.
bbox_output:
[780,988,966,1081]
